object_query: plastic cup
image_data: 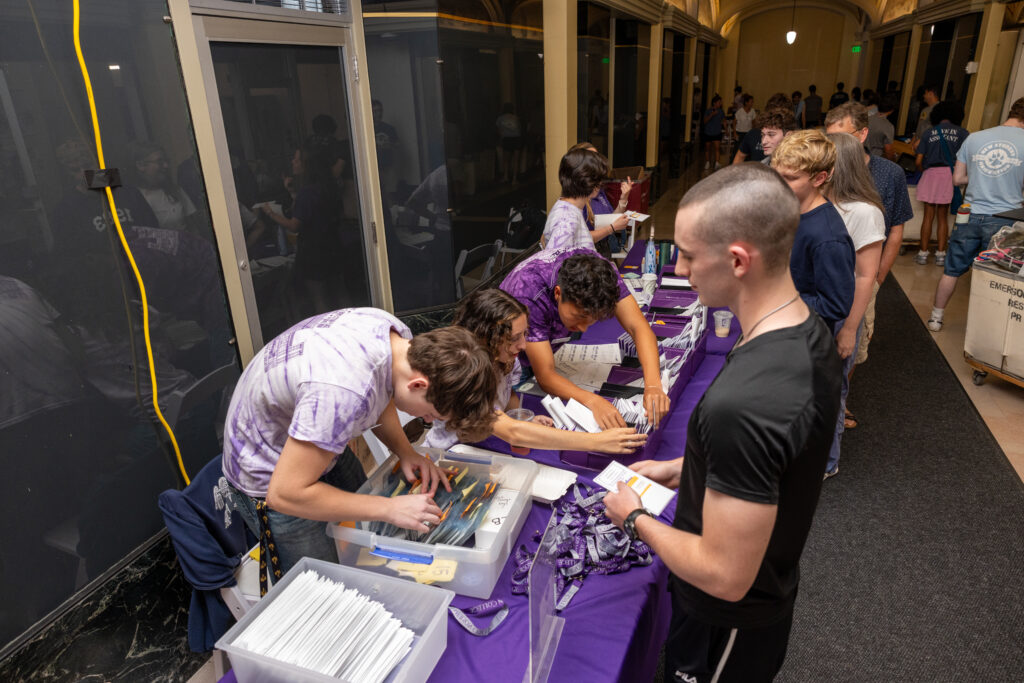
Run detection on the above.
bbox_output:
[505,408,534,455]
[713,310,734,338]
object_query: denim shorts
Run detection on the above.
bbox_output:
[227,448,367,575]
[945,214,1016,277]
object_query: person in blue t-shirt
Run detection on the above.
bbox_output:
[914,102,969,266]
[703,95,725,171]
[772,130,856,332]
[929,98,1024,331]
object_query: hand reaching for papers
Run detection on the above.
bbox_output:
[530,414,556,427]
[611,213,630,233]
[593,427,648,454]
[587,394,628,429]
[603,481,642,529]
[630,458,682,489]
[398,451,452,496]
[643,386,671,427]
[387,494,443,534]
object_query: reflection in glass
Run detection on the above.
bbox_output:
[612,19,651,168]
[0,0,236,646]
[907,16,980,135]
[363,2,546,313]
[658,31,688,181]
[210,43,372,342]
[577,2,611,154]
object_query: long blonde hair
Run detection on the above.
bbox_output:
[823,132,884,215]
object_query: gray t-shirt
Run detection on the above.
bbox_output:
[866,114,894,157]
[956,125,1024,216]
[915,104,935,141]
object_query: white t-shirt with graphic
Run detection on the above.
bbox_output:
[957,125,1024,215]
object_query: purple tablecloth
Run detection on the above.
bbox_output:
[218,242,741,683]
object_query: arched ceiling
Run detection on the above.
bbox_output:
[715,0,905,32]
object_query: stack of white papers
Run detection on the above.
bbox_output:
[594,461,676,516]
[233,570,414,683]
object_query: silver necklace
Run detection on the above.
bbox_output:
[737,293,800,345]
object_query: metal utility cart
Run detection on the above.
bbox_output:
[963,258,1024,388]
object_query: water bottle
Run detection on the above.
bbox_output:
[954,202,971,227]
[643,225,657,275]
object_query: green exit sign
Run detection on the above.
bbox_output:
[851,45,862,53]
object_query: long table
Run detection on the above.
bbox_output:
[428,298,738,682]
[218,244,739,683]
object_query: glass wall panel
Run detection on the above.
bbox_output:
[578,2,611,154]
[362,10,451,311]
[693,41,707,141]
[437,3,546,290]
[0,0,235,647]
[874,32,910,99]
[612,19,651,168]
[363,1,545,311]
[907,15,981,135]
[209,42,372,342]
[658,31,687,181]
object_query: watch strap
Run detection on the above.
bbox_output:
[624,508,653,541]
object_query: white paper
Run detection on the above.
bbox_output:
[531,465,578,503]
[553,359,613,392]
[555,343,622,365]
[623,210,650,222]
[563,398,602,433]
[595,212,623,228]
[661,276,691,288]
[593,461,676,516]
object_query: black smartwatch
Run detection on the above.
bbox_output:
[623,508,654,542]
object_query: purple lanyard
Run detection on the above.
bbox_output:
[448,599,510,636]
[511,483,653,610]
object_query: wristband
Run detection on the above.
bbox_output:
[624,508,654,542]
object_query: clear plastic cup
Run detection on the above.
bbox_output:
[505,408,534,455]
[713,310,734,338]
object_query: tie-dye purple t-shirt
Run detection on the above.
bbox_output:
[222,308,411,497]
[542,199,595,252]
[421,358,521,450]
[499,247,629,346]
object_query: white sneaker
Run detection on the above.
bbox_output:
[915,250,929,265]
[934,251,946,267]
[704,161,710,170]
[824,465,839,480]
[927,317,943,332]
[714,162,721,170]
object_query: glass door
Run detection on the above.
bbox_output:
[173,4,386,358]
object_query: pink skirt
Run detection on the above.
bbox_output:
[917,166,953,205]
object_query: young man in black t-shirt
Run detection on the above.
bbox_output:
[605,164,843,683]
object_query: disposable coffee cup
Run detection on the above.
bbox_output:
[713,310,734,338]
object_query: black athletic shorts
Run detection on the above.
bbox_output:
[663,608,793,683]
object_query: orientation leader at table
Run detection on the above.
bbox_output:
[221,308,498,575]
[500,247,670,430]
[422,288,647,454]
[605,165,843,683]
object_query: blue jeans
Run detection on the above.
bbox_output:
[227,448,366,575]
[944,214,1016,277]
[827,320,862,474]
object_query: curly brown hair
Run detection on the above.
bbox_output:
[408,326,498,441]
[453,288,528,376]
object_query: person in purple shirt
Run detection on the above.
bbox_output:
[499,248,670,430]
[221,308,497,572]
[423,288,646,453]
[570,142,632,255]
[542,147,629,251]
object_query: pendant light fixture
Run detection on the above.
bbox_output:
[786,0,797,44]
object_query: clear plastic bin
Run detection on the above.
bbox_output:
[215,557,453,683]
[329,449,538,599]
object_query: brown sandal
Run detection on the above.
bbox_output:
[844,410,858,430]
